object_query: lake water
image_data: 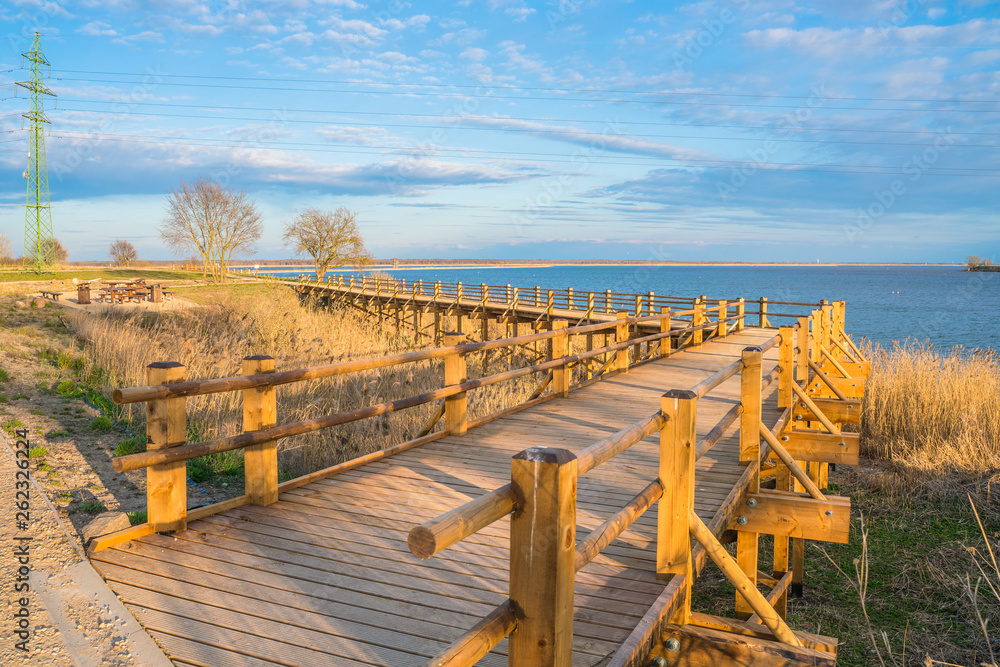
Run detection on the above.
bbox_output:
[259,265,999,352]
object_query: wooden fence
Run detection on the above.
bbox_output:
[91,282,868,666]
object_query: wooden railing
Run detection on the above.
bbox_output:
[404,303,867,666]
[300,273,828,327]
[92,296,748,550]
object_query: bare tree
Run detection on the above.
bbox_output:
[159,178,262,283]
[968,255,983,270]
[32,237,68,263]
[0,233,12,266]
[109,239,138,267]
[283,207,373,281]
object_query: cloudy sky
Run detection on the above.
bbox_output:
[1,0,998,262]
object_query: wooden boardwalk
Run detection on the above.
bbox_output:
[92,329,782,667]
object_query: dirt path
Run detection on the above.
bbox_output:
[0,434,170,666]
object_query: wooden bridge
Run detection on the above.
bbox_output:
[87,279,870,667]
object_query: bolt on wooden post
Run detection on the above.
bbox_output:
[444,332,468,436]
[549,320,569,397]
[657,390,697,624]
[145,362,188,533]
[243,355,278,506]
[509,447,577,667]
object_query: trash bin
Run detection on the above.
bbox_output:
[77,286,91,305]
[151,284,162,303]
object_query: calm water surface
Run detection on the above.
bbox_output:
[263,265,999,351]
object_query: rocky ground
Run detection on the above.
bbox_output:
[0,281,180,665]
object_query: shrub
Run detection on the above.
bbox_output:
[80,500,105,514]
[89,416,115,432]
[113,436,145,457]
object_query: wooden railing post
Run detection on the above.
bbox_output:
[550,320,569,397]
[736,347,763,618]
[444,332,468,436]
[717,300,728,338]
[759,296,768,328]
[740,347,763,463]
[534,285,540,307]
[657,390,697,624]
[659,307,671,358]
[586,292,594,319]
[810,310,821,365]
[634,294,641,316]
[567,287,574,309]
[146,362,187,533]
[796,316,809,385]
[693,299,705,347]
[509,446,577,667]
[822,302,834,359]
[615,312,629,373]
[547,290,554,317]
[242,355,278,505]
[506,283,512,304]
[778,326,794,410]
[604,289,611,313]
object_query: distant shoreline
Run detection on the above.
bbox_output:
[230,261,963,270]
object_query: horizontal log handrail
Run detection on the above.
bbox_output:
[574,479,663,572]
[695,403,743,460]
[691,359,744,398]
[427,601,516,667]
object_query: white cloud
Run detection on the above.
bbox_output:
[460,47,488,61]
[78,20,117,37]
[505,7,536,22]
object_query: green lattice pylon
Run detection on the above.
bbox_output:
[16,32,57,273]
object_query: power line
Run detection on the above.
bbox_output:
[38,97,1000,137]
[45,130,1000,176]
[48,68,1000,105]
[48,76,1000,113]
[43,106,1000,149]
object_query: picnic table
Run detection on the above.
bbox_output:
[39,290,62,301]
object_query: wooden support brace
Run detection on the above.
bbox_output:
[731,490,851,543]
[779,430,859,465]
[792,392,860,427]
[758,423,825,501]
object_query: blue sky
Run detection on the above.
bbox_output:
[1,0,998,262]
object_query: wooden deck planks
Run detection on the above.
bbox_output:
[92,328,783,667]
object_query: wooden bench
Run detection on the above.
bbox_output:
[161,290,174,301]
[40,290,62,301]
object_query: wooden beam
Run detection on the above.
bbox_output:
[444,333,468,436]
[242,355,278,506]
[792,396,861,425]
[653,621,835,666]
[509,447,577,667]
[658,390,697,624]
[688,612,838,653]
[730,490,851,543]
[145,361,187,533]
[550,320,569,397]
[780,430,860,465]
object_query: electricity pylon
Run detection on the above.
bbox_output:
[16,32,56,273]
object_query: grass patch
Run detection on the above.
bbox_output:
[0,368,9,382]
[79,500,105,514]
[127,510,147,525]
[28,446,47,458]
[55,379,83,397]
[113,436,145,457]
[89,415,116,432]
[187,450,244,484]
[46,429,69,440]
[0,268,202,283]
[2,419,25,434]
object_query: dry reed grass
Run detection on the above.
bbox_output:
[861,340,1000,477]
[68,284,545,476]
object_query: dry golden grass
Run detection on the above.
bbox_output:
[68,284,544,476]
[861,340,1000,476]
